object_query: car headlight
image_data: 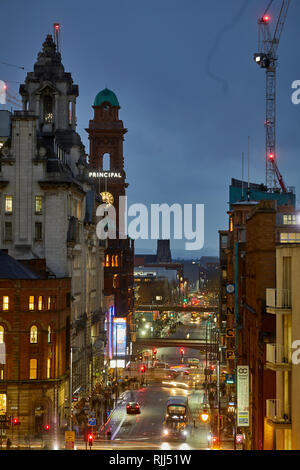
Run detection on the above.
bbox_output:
[163,429,169,435]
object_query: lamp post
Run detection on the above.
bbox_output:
[69,346,81,431]
[69,347,73,431]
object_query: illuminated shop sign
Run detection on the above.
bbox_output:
[113,318,127,358]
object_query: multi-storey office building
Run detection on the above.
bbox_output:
[0,35,105,400]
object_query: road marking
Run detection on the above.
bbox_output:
[112,414,126,440]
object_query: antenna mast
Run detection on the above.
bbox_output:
[53,23,61,53]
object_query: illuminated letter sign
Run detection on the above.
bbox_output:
[89,171,122,178]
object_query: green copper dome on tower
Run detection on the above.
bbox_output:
[93,88,119,107]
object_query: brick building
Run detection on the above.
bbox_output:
[219,183,299,449]
[86,88,134,369]
[0,250,71,438]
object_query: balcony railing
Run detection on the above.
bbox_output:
[266,343,291,366]
[266,288,291,309]
[266,399,291,424]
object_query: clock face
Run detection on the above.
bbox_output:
[100,191,114,205]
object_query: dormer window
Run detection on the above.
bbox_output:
[43,95,53,123]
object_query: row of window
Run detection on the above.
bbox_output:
[30,358,52,379]
[1,195,43,214]
[1,295,57,311]
[105,254,119,267]
[0,325,52,344]
[3,221,43,241]
[283,214,297,225]
[0,358,52,380]
[280,232,300,243]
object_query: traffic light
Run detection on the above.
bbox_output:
[12,417,20,426]
[140,365,146,373]
[180,347,184,356]
[152,349,157,355]
[139,353,143,361]
[44,424,50,431]
[88,433,94,447]
[210,364,215,371]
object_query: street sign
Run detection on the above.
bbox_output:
[226,284,235,294]
[226,328,235,338]
[88,418,96,426]
[65,431,75,441]
[225,349,235,360]
[225,374,235,384]
[65,431,75,449]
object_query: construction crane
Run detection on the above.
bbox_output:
[254,0,291,192]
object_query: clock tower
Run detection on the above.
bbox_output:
[86,88,128,227]
[86,88,134,319]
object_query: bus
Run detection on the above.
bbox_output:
[187,357,200,369]
[162,396,190,441]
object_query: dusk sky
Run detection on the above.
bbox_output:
[1,0,300,257]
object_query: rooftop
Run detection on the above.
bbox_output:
[94,88,119,107]
[0,251,40,279]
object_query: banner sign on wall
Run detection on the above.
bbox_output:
[237,365,249,427]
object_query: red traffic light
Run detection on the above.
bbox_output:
[140,365,146,372]
[152,349,157,355]
[210,364,215,371]
[88,433,94,445]
[44,424,50,431]
[180,348,184,355]
[12,417,20,425]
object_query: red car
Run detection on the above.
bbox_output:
[126,402,141,414]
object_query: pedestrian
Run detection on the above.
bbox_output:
[6,438,12,450]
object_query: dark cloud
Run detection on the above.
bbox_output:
[0,0,299,257]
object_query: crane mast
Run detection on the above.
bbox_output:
[254,0,291,191]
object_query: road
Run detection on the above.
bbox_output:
[92,383,210,450]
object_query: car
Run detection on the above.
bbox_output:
[126,402,141,414]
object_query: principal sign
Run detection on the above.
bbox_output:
[89,171,122,178]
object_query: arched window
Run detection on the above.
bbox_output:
[102,153,110,171]
[43,95,53,123]
[105,254,110,267]
[0,326,4,344]
[115,255,119,267]
[111,255,115,267]
[48,326,51,344]
[30,326,38,344]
